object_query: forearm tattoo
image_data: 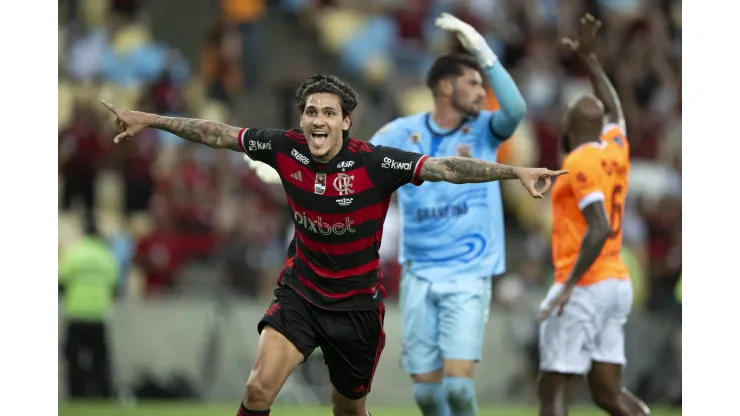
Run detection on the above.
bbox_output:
[150,116,241,150]
[419,157,518,184]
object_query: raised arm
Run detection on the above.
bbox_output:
[101,101,242,151]
[581,52,623,127]
[562,14,625,128]
[419,156,567,198]
[435,13,526,139]
[485,63,527,139]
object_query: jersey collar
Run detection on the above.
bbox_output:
[425,112,472,137]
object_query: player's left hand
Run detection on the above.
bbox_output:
[435,13,497,67]
[538,286,574,321]
[515,167,568,199]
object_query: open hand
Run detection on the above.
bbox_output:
[561,13,602,56]
[101,100,150,144]
[435,13,492,64]
[435,13,481,51]
[515,167,568,198]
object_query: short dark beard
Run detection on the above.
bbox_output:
[451,89,479,118]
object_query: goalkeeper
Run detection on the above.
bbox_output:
[368,13,527,416]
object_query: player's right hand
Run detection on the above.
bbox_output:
[561,13,602,56]
[101,100,150,144]
[515,167,568,199]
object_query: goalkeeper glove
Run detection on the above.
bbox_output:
[435,13,497,68]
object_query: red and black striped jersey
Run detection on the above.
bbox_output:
[238,128,429,311]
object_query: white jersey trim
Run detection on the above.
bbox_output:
[602,122,625,136]
[578,191,605,211]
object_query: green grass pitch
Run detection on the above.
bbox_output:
[58,402,681,416]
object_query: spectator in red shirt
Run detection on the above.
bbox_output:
[59,101,110,215]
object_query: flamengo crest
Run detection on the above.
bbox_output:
[333,173,354,196]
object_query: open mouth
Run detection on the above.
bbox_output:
[310,131,328,146]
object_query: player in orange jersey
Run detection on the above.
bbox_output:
[536,14,650,416]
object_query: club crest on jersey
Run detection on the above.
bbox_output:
[410,133,421,143]
[456,145,472,158]
[315,172,327,194]
[333,173,354,196]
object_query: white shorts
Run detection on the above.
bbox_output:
[538,278,633,374]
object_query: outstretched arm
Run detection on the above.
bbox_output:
[418,156,566,198]
[101,101,243,151]
[419,156,518,183]
[147,115,242,150]
[435,13,526,139]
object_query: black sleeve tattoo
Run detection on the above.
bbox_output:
[419,157,519,184]
[149,116,242,151]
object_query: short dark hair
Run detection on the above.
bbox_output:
[426,52,483,95]
[296,74,359,118]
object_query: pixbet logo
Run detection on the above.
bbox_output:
[291,148,310,165]
[381,157,412,170]
[294,211,356,236]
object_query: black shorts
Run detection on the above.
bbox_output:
[257,285,386,400]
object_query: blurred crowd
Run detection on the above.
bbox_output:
[59,0,289,299]
[58,0,681,307]
[58,0,681,303]
[58,0,681,403]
